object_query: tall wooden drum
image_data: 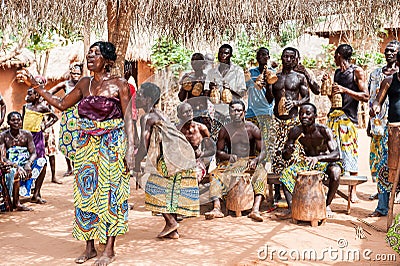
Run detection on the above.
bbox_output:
[292,170,326,226]
[226,173,254,217]
[388,122,400,183]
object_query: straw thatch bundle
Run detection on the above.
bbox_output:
[1,0,400,54]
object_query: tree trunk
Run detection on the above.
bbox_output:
[41,50,50,76]
[107,0,137,77]
[83,20,91,76]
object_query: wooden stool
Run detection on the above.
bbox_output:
[226,173,254,217]
[336,175,367,214]
[292,171,326,227]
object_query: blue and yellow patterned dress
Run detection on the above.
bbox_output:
[72,96,129,244]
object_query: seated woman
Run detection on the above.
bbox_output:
[0,112,38,211]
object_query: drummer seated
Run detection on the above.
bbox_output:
[278,103,343,219]
[204,100,269,222]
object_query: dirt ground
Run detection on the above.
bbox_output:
[1,129,399,266]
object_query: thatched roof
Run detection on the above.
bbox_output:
[0,48,35,69]
[307,14,400,37]
[43,42,85,81]
[2,1,400,53]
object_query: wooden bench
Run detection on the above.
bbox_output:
[267,174,367,214]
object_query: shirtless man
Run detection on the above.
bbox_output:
[176,103,215,182]
[0,112,37,211]
[205,100,268,222]
[265,47,310,176]
[279,103,342,218]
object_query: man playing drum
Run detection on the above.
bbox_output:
[204,100,268,222]
[279,103,342,219]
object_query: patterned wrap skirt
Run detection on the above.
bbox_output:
[327,110,358,173]
[4,146,47,197]
[272,117,303,175]
[371,127,392,193]
[209,158,268,200]
[59,106,79,161]
[72,118,129,244]
[145,156,200,217]
[280,159,343,194]
[246,114,275,163]
[387,213,400,255]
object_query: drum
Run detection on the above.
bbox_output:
[226,173,254,217]
[292,170,326,226]
[388,122,400,183]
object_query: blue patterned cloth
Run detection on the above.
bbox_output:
[5,146,47,197]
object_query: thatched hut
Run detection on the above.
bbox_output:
[0,49,35,113]
[45,40,154,92]
[307,14,400,52]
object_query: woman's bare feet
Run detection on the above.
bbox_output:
[93,254,115,266]
[75,249,97,264]
[157,222,179,238]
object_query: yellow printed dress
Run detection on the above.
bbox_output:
[144,121,200,217]
[72,96,129,244]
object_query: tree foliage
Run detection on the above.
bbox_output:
[150,37,193,74]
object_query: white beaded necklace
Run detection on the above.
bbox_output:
[8,130,20,145]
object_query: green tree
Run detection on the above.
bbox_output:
[150,36,192,75]
[231,32,270,69]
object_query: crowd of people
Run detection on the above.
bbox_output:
[0,39,397,265]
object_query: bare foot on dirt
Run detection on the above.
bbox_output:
[204,208,224,220]
[63,170,74,177]
[157,222,179,238]
[165,230,179,239]
[14,204,33,211]
[75,249,97,264]
[31,196,47,204]
[247,211,263,222]
[93,254,115,266]
[52,179,63,184]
